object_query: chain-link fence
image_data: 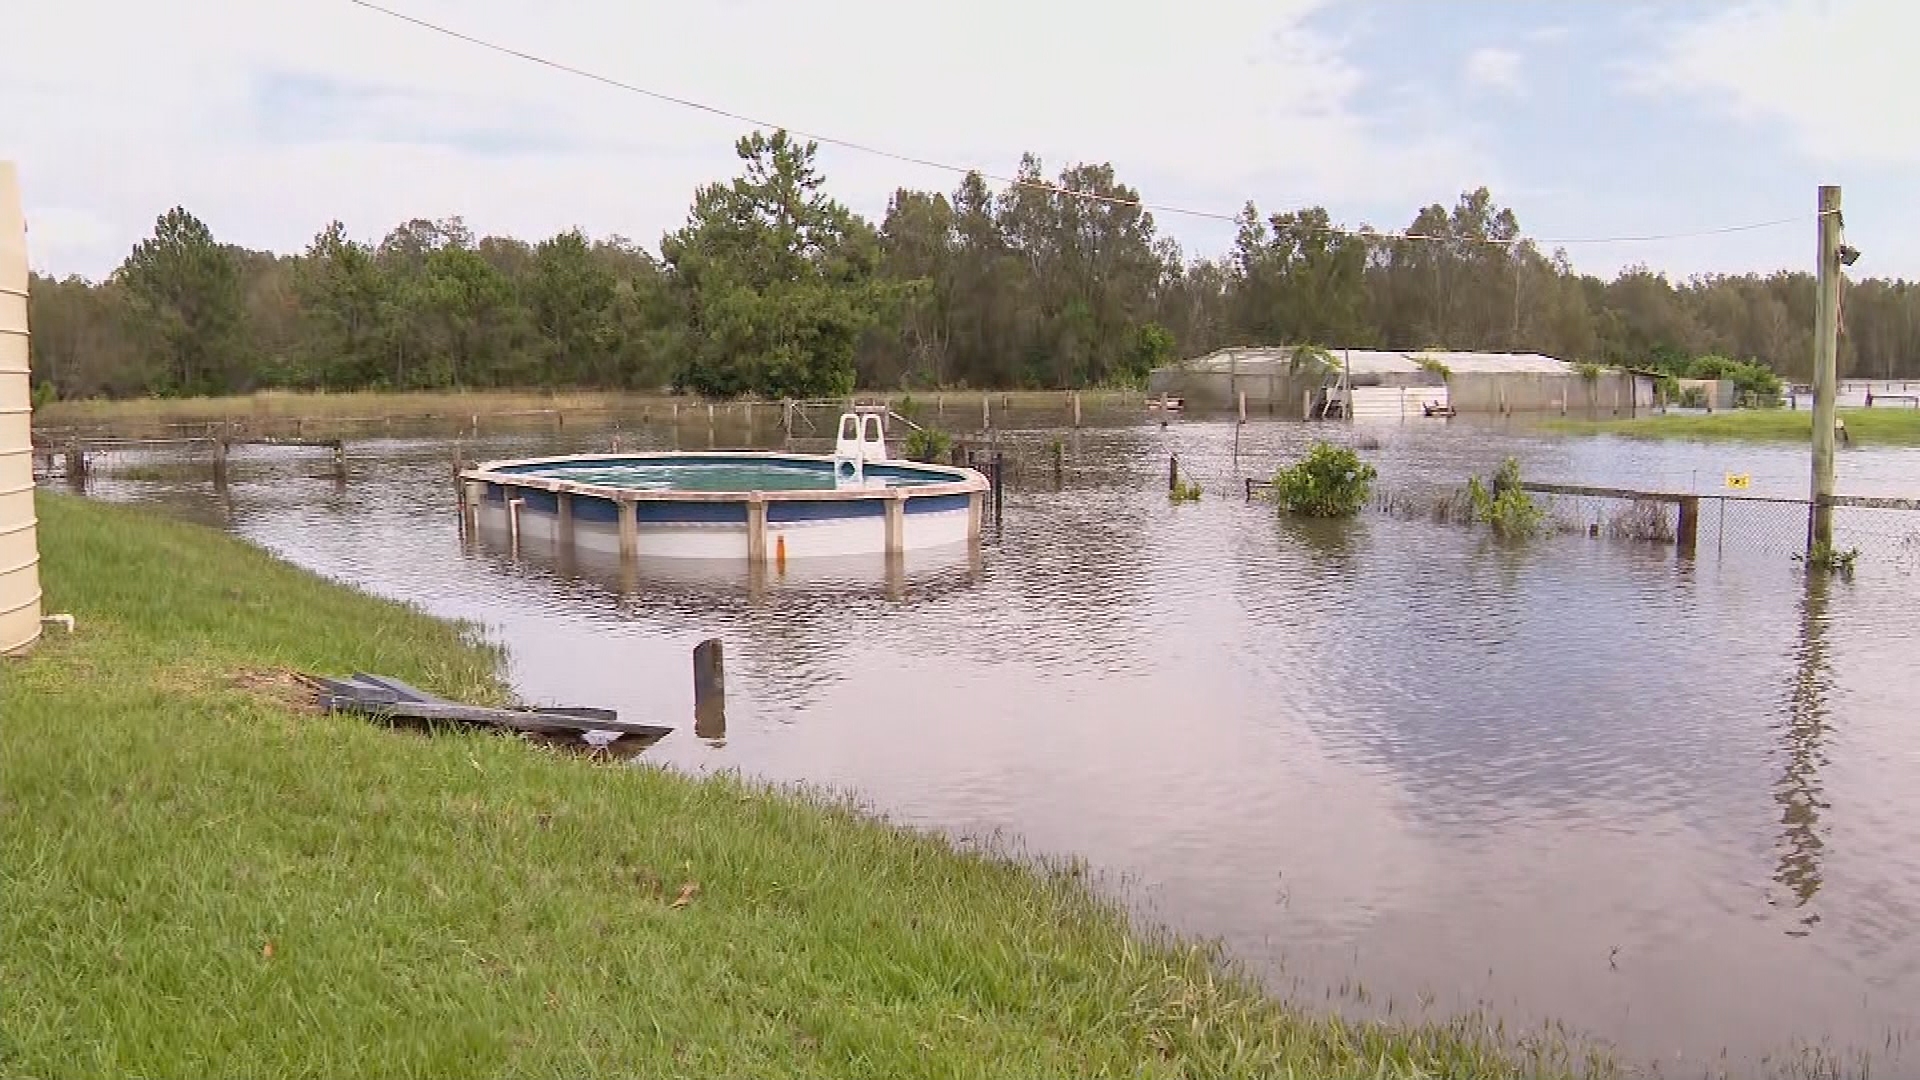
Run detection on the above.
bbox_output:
[1363,478,1920,569]
[1520,484,1920,567]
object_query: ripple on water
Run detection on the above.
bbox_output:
[83,415,1920,1074]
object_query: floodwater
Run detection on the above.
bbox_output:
[67,410,1920,1075]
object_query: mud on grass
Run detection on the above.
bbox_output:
[6,493,1618,1079]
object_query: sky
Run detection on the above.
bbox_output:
[2,0,1913,282]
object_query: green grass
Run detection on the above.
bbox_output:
[36,388,1141,434]
[1547,407,1920,445]
[1,495,1598,1079]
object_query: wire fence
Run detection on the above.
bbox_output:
[1525,490,1920,565]
[1365,478,1920,569]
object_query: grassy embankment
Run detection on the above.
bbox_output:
[0,494,1583,1078]
[35,388,1143,436]
[1548,407,1920,445]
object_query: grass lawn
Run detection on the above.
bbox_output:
[1546,407,1920,445]
[1,495,1587,1079]
[35,388,1141,434]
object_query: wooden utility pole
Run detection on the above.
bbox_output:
[1808,185,1842,553]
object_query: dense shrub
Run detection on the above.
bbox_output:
[1271,442,1376,518]
[1467,458,1544,539]
[901,427,951,463]
[1687,354,1783,406]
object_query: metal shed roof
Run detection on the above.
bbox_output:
[1175,346,1572,376]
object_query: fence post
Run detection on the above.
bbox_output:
[990,453,1004,527]
[1676,496,1700,557]
[1168,454,1179,493]
[693,639,725,740]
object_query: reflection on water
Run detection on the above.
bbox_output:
[1776,573,1832,933]
[64,412,1920,1074]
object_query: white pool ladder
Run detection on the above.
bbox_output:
[833,406,890,485]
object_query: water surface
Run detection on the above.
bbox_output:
[72,411,1920,1074]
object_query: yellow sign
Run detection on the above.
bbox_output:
[1725,472,1752,490]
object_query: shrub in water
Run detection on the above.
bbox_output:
[1169,477,1202,503]
[902,426,952,463]
[1467,457,1544,539]
[1796,543,1859,577]
[1271,442,1376,518]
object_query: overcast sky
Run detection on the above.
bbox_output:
[2,0,1911,281]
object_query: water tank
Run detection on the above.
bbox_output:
[0,161,42,655]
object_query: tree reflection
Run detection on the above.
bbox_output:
[1774,570,1833,935]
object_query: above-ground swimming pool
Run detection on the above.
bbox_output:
[461,451,990,562]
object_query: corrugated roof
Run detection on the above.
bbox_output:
[1173,346,1572,376]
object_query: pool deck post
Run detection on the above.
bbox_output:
[556,491,574,548]
[463,481,484,532]
[884,488,907,555]
[746,493,768,565]
[968,490,983,541]
[618,497,638,560]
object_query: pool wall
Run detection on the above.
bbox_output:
[460,452,989,563]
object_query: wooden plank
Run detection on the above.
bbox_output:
[318,695,668,739]
[349,673,439,703]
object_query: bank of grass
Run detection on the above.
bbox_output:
[36,388,1143,434]
[36,389,650,429]
[1,495,1592,1079]
[1547,407,1920,445]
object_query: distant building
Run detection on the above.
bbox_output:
[1148,346,1655,419]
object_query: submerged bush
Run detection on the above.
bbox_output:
[1467,458,1544,539]
[1169,476,1203,503]
[901,426,952,463]
[1796,542,1859,577]
[1271,442,1376,518]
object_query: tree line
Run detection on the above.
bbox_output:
[26,129,1920,402]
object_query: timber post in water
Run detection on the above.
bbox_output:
[65,440,87,489]
[693,638,726,740]
[1808,184,1844,554]
[1676,496,1700,558]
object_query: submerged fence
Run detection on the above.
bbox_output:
[1517,483,1920,566]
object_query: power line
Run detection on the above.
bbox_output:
[340,0,1825,250]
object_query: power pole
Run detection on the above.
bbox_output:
[1808,185,1843,553]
